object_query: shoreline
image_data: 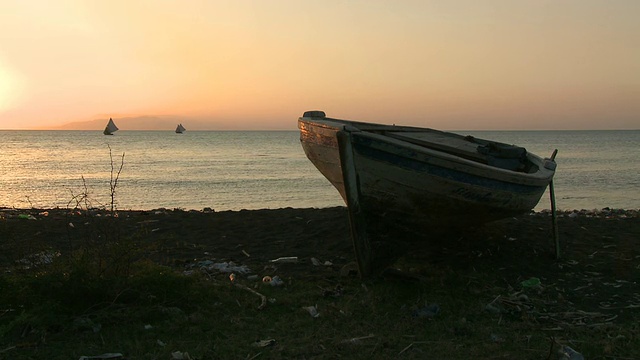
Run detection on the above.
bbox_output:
[2,205,637,272]
[2,205,638,272]
[1,205,639,218]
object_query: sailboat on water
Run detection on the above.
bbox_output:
[175,123,186,134]
[103,118,119,135]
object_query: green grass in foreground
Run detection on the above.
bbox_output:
[1,256,638,360]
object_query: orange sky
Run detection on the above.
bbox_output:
[1,0,638,130]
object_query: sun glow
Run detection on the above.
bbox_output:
[0,62,23,113]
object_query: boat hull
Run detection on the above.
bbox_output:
[299,112,556,276]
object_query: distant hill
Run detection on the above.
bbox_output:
[49,115,292,131]
[52,116,209,131]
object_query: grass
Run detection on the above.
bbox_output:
[1,243,638,359]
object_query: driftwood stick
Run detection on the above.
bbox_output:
[234,283,267,310]
[341,334,375,344]
[201,272,267,310]
[0,346,17,354]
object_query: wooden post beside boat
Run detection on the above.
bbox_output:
[548,149,560,259]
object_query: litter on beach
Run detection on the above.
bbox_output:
[196,260,251,274]
[303,305,320,318]
[78,354,123,360]
[270,256,298,263]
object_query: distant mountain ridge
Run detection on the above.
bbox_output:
[52,116,208,131]
[47,115,292,131]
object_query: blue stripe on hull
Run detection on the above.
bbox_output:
[351,135,545,196]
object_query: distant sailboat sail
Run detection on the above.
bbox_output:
[103,118,119,135]
[175,123,186,134]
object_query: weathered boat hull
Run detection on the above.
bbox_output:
[299,111,556,276]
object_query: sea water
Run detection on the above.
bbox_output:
[0,130,638,211]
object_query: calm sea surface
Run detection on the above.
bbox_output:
[0,130,638,211]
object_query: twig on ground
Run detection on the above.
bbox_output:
[0,346,17,354]
[398,343,413,355]
[398,341,431,355]
[341,333,375,344]
[234,283,267,310]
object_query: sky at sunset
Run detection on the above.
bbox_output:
[0,0,638,130]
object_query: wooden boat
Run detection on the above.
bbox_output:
[298,110,557,276]
[103,118,119,135]
[176,123,186,134]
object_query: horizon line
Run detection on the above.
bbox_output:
[1,128,638,132]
